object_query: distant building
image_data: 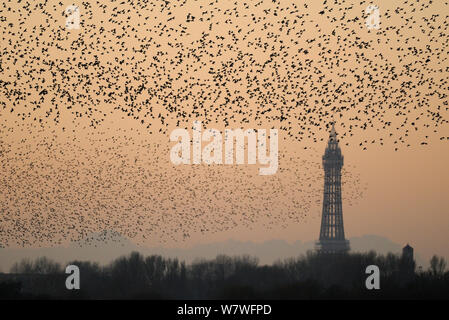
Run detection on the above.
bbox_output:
[402,244,414,261]
[316,124,350,253]
[400,243,416,280]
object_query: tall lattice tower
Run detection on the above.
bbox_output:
[316,123,350,253]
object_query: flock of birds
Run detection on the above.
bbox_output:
[0,121,367,248]
[0,0,447,247]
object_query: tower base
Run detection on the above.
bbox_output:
[315,240,350,254]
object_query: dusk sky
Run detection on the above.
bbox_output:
[0,0,448,265]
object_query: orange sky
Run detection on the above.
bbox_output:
[0,0,448,263]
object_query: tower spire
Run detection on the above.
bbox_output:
[316,123,350,253]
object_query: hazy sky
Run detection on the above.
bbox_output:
[0,0,448,264]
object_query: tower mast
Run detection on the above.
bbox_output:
[316,123,350,253]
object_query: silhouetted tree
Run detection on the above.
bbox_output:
[429,255,446,278]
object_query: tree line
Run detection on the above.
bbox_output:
[0,251,448,299]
